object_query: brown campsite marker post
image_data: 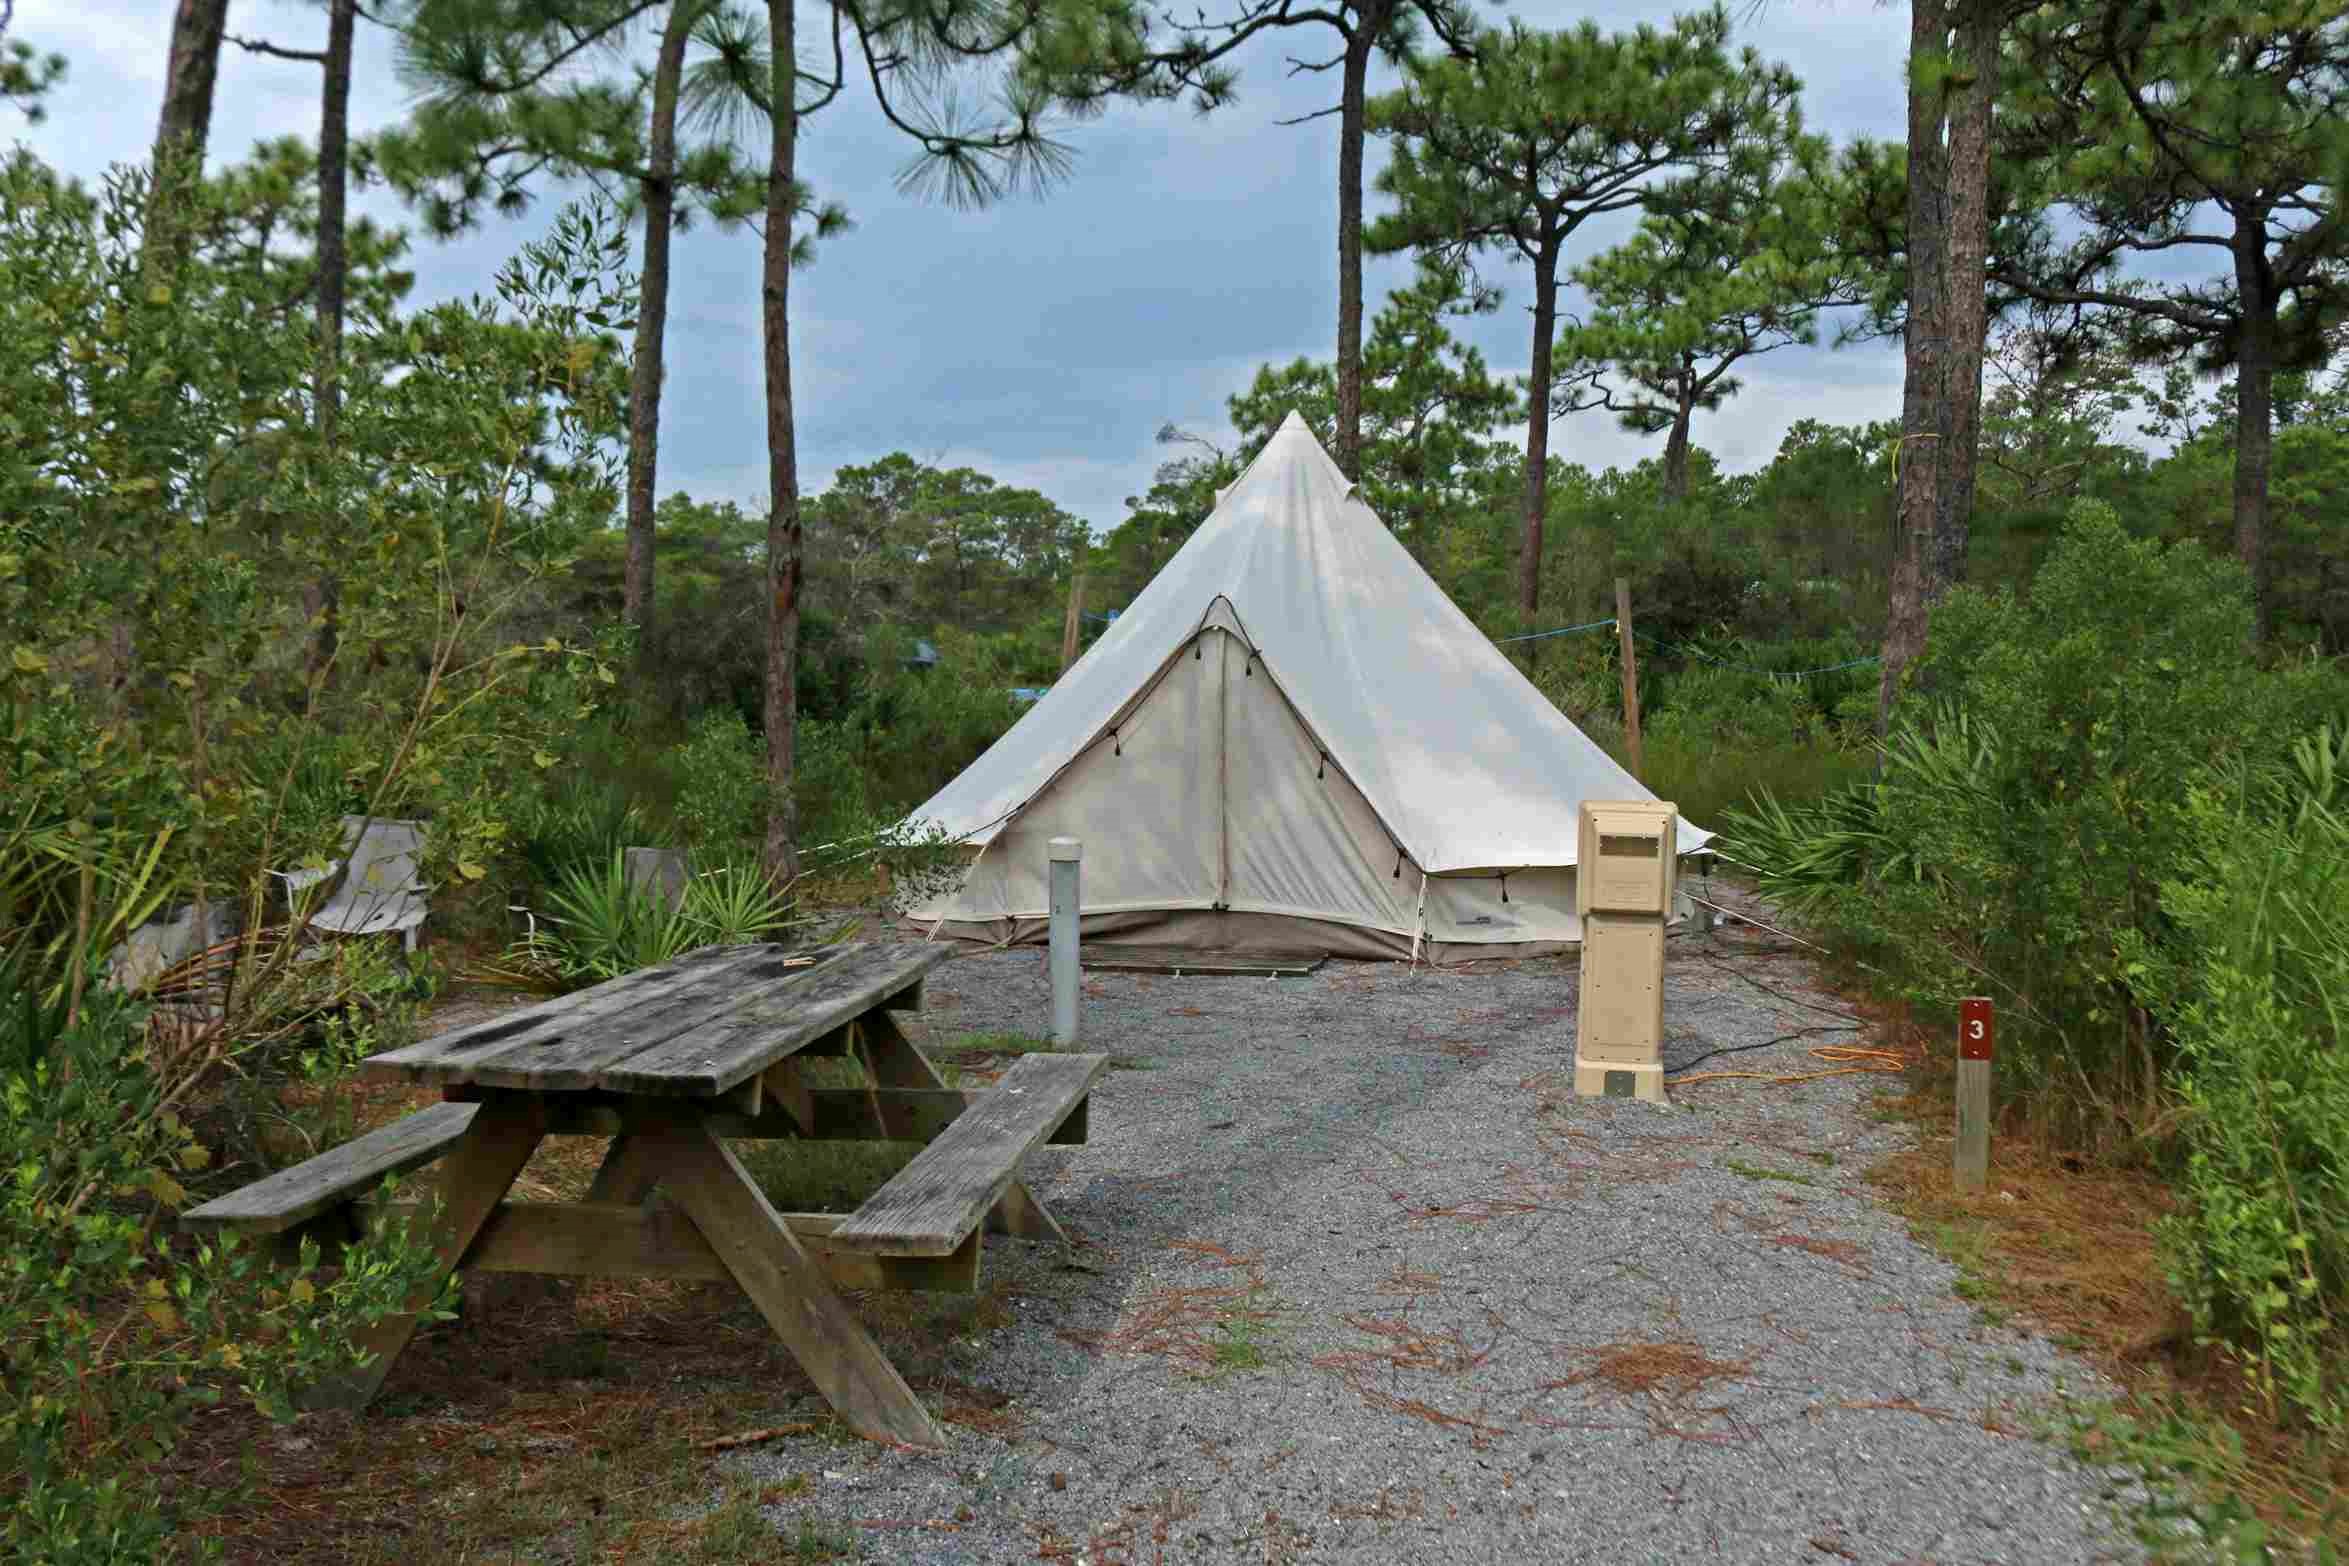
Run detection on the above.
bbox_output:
[1955,997,1993,1193]
[1614,577,1644,784]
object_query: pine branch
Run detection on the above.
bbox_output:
[2111,232,2235,254]
[2275,207,2348,287]
[229,34,329,64]
[1986,264,2230,334]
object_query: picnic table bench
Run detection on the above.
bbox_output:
[181,939,1104,1448]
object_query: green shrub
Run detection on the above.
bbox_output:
[505,850,802,987]
[1647,634,1876,748]
[837,656,1026,821]
[664,709,768,861]
[512,770,659,892]
[0,967,451,1560]
[1722,504,2349,1144]
[1619,730,1872,830]
[0,163,649,1553]
[2135,736,2349,1432]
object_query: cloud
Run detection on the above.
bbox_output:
[21,0,1918,535]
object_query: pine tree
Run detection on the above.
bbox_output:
[1997,0,2349,642]
[1555,134,1855,503]
[225,0,373,674]
[1875,0,2005,730]
[1364,8,1799,648]
[146,0,230,268]
[374,0,830,671]
[749,0,1168,881]
[1224,257,1513,562]
[1085,0,1481,483]
[0,3,66,122]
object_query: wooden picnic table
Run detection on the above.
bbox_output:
[186,939,1104,1448]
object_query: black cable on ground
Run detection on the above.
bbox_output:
[1666,1021,1863,1077]
[1689,947,1867,1025]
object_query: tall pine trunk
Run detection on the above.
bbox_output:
[1334,5,1389,485]
[2232,218,2274,644]
[1878,0,1951,733]
[1662,375,1695,503]
[625,1,696,669]
[315,0,354,441]
[1517,244,1559,659]
[306,0,357,684]
[761,0,803,886]
[146,0,228,267]
[1930,0,1995,599]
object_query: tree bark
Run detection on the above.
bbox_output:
[2232,218,2274,644]
[1517,242,1559,663]
[315,0,354,443]
[306,0,357,685]
[1878,0,1952,734]
[761,0,803,886]
[1662,377,1695,504]
[1333,5,1388,485]
[146,0,230,267]
[626,0,696,665]
[1929,0,1995,600]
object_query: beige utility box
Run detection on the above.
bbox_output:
[1577,800,1679,917]
[1574,800,1677,1103]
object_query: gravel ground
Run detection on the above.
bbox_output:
[730,889,2150,1564]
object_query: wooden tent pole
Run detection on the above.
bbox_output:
[1615,577,1644,784]
[1059,571,1086,673]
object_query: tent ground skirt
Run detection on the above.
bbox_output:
[906,908,1579,967]
[1078,945,1326,977]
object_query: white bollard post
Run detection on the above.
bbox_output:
[1049,837,1082,1046]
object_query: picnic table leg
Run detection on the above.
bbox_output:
[303,1098,545,1412]
[654,1123,944,1449]
[584,1135,662,1206]
[857,1012,1070,1246]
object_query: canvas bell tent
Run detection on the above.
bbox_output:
[904,412,1711,961]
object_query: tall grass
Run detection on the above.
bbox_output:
[1607,728,1872,829]
[2134,745,2349,1434]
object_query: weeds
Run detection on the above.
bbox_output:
[785,1518,860,1561]
[1059,1239,1282,1376]
[2050,1396,2348,1563]
[924,1030,1060,1062]
[927,1030,1154,1072]
[1868,1093,2349,1553]
[1211,1315,1271,1372]
[737,1135,923,1215]
[1722,1158,1819,1187]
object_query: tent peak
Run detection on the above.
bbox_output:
[1277,409,1313,431]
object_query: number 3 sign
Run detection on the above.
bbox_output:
[1959,998,1994,1061]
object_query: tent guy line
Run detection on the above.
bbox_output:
[1493,616,1620,644]
[1079,605,1878,676]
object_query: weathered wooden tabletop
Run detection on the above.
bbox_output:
[363,939,950,1097]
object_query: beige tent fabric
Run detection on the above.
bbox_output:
[905,412,1710,959]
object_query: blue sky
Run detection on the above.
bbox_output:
[20,0,1915,531]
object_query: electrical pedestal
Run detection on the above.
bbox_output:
[1572,800,1678,1104]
